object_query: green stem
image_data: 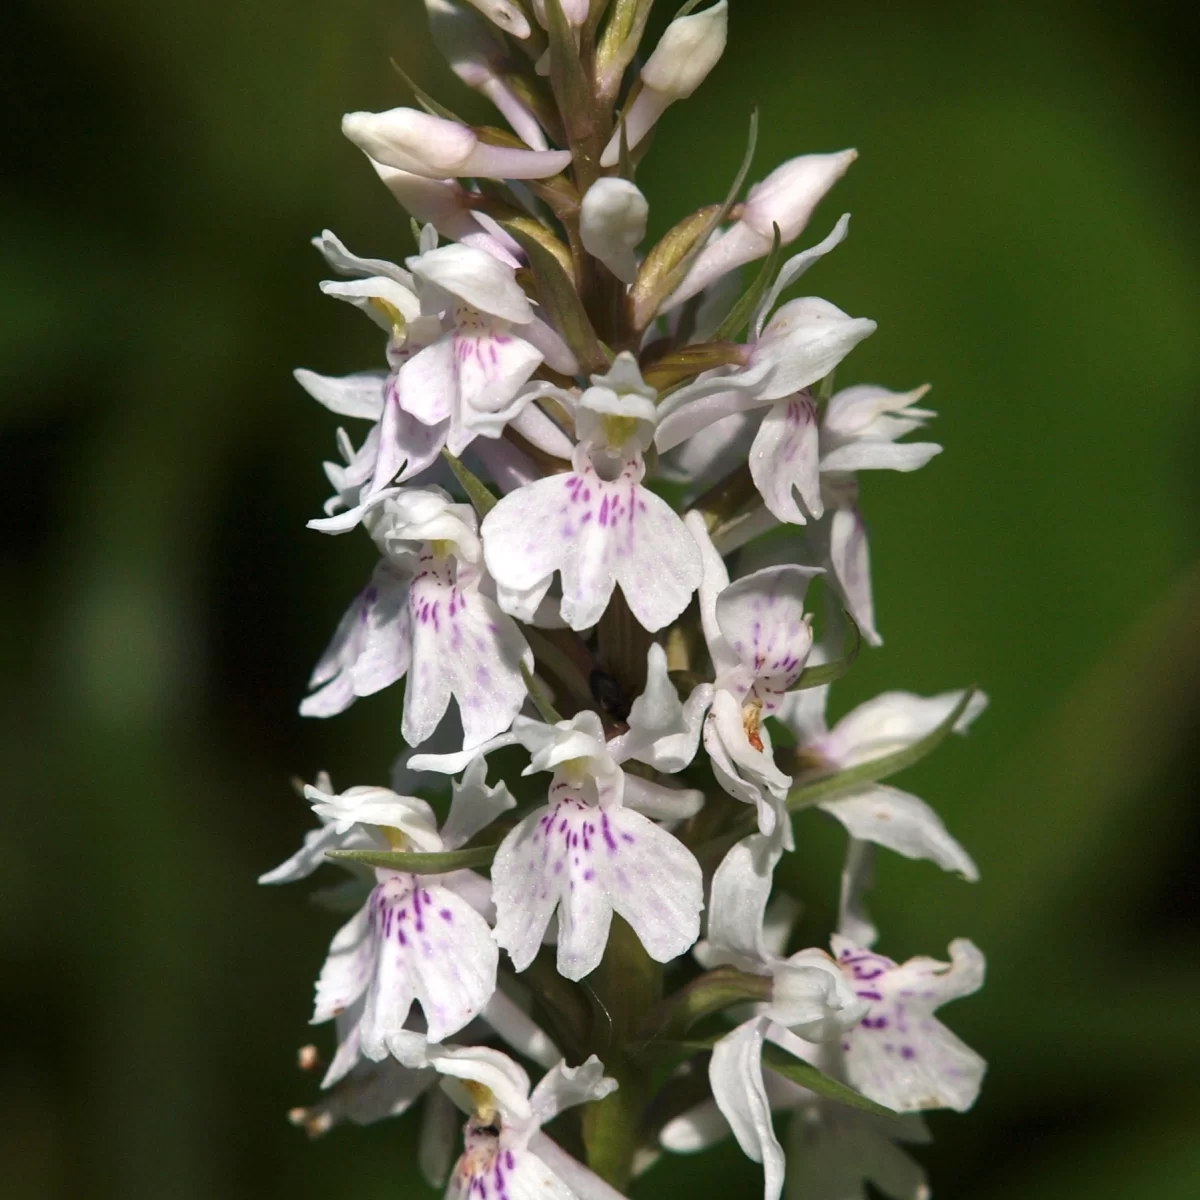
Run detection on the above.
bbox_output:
[579,916,661,1188]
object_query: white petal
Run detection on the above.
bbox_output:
[530,1055,618,1127]
[294,368,386,420]
[483,989,561,1069]
[291,1051,436,1135]
[358,876,499,1051]
[826,504,880,646]
[425,1044,532,1123]
[442,756,517,850]
[820,690,988,768]
[319,275,422,326]
[716,563,819,706]
[312,903,375,1023]
[819,785,978,881]
[343,107,570,180]
[508,399,575,460]
[517,316,580,376]
[822,383,934,440]
[659,1098,732,1153]
[258,815,376,885]
[750,396,824,524]
[396,336,459,426]
[300,563,413,718]
[482,452,701,633]
[643,682,713,773]
[767,953,869,1041]
[608,642,686,761]
[305,783,441,848]
[704,691,792,838]
[490,805,569,973]
[492,797,702,981]
[707,831,784,963]
[709,1018,785,1200]
[410,243,535,325]
[451,331,544,451]
[404,558,532,749]
[753,214,851,338]
[312,229,414,285]
[753,298,876,402]
[621,775,705,820]
[773,685,830,747]
[819,441,942,474]
[373,386,449,490]
[833,938,986,1113]
[684,510,736,676]
[419,1086,460,1186]
[602,806,704,965]
[408,731,521,777]
[529,1132,630,1200]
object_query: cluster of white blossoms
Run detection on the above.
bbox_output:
[262,4,987,1199]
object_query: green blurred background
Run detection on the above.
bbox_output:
[2,0,1198,1196]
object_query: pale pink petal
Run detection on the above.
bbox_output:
[395,337,459,427]
[358,874,498,1053]
[301,562,413,718]
[312,904,375,1023]
[826,503,880,646]
[715,563,819,709]
[483,452,701,633]
[709,1018,785,1200]
[820,690,987,768]
[750,395,823,524]
[832,938,986,1113]
[403,552,533,749]
[819,785,979,881]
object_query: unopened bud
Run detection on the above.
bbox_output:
[426,0,549,150]
[664,149,857,310]
[743,150,858,243]
[463,0,531,39]
[296,1044,321,1071]
[579,178,649,283]
[342,107,571,180]
[600,1,728,167]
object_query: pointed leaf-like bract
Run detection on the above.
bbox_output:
[326,845,499,873]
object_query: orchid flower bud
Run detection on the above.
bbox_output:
[426,0,549,150]
[342,107,571,180]
[579,178,649,283]
[600,1,728,167]
[665,149,858,309]
[463,0,531,39]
